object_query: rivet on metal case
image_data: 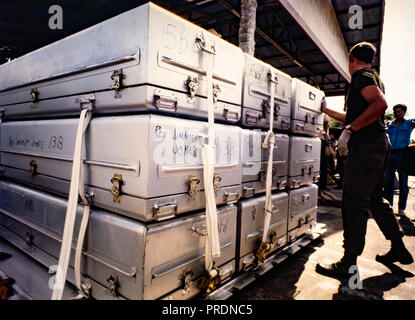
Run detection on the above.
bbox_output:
[187,175,200,201]
[110,174,123,203]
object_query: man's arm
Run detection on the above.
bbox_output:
[321,98,346,123]
[325,108,346,123]
[349,85,388,131]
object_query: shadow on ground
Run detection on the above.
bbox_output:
[230,238,325,300]
[332,263,414,300]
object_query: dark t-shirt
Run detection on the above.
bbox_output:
[345,67,387,142]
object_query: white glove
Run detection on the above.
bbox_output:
[337,129,351,156]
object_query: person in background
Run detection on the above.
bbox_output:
[316,42,413,280]
[318,115,333,195]
[384,104,415,217]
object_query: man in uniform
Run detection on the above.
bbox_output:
[316,42,413,279]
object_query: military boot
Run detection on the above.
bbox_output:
[376,237,413,265]
[315,252,358,280]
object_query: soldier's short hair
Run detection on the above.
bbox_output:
[349,42,377,64]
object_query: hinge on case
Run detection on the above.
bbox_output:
[80,280,92,299]
[30,88,39,103]
[213,173,221,196]
[106,275,119,298]
[187,175,200,201]
[25,230,34,248]
[110,174,123,203]
[186,76,199,99]
[28,160,37,176]
[153,202,177,221]
[180,268,194,296]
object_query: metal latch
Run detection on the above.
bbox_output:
[195,32,216,54]
[110,69,125,91]
[106,275,119,298]
[302,193,310,203]
[199,266,220,297]
[79,94,96,111]
[180,268,194,295]
[187,175,200,201]
[305,144,313,152]
[153,202,177,221]
[186,76,199,99]
[212,84,221,104]
[255,231,278,264]
[30,88,39,102]
[213,173,221,196]
[28,160,37,176]
[305,113,311,123]
[110,174,123,203]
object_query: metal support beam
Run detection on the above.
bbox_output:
[278,0,351,83]
[216,0,320,87]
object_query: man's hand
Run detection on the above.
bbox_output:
[338,129,351,156]
[321,97,327,113]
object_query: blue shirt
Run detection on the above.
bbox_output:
[387,118,415,150]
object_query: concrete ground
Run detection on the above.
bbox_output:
[231,178,415,300]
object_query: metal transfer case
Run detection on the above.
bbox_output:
[0,180,237,300]
[0,2,243,123]
[240,129,289,198]
[0,114,242,222]
[240,54,291,130]
[287,136,321,189]
[290,78,324,137]
[236,192,289,272]
[287,184,318,242]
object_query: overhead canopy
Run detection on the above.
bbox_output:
[0,0,384,96]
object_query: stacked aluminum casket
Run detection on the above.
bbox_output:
[0,2,323,300]
[236,53,323,273]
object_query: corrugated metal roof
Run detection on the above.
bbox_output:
[0,0,384,96]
